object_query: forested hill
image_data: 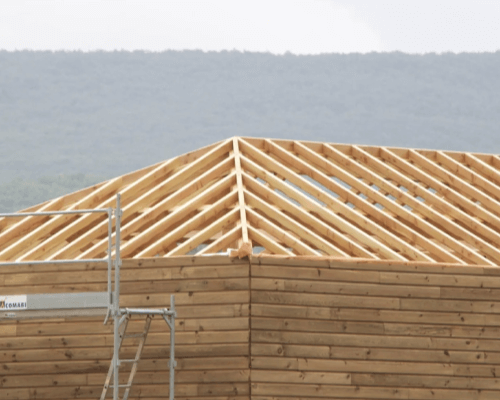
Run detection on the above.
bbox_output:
[1,50,499,212]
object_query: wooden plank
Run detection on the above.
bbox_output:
[251,302,500,325]
[352,373,500,390]
[243,173,349,257]
[398,149,500,238]
[251,329,500,352]
[0,383,250,399]
[435,150,500,209]
[251,382,499,399]
[133,189,239,258]
[251,264,380,284]
[464,152,500,187]
[197,224,242,255]
[251,370,351,385]
[352,145,495,265]
[3,265,249,286]
[63,143,234,260]
[117,173,235,257]
[166,207,240,256]
[251,255,496,275]
[251,290,400,310]
[0,196,66,253]
[251,277,441,298]
[286,140,433,262]
[251,343,496,365]
[0,177,122,261]
[240,152,375,259]
[245,138,405,261]
[246,207,319,256]
[321,143,464,264]
[248,226,294,256]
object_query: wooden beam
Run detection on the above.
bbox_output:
[351,146,496,265]
[119,173,236,258]
[286,141,434,262]
[134,189,239,258]
[246,207,320,256]
[68,152,234,260]
[385,149,500,244]
[464,152,500,187]
[248,226,294,256]
[239,138,404,260]
[433,151,500,213]
[239,151,376,259]
[0,196,65,253]
[197,224,242,255]
[166,207,240,256]
[0,177,122,262]
[316,143,463,264]
[243,185,348,257]
[233,138,249,245]
[18,158,182,261]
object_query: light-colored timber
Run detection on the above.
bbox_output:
[1,255,500,399]
[2,137,500,263]
[1,137,500,399]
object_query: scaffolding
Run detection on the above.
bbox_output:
[0,194,176,400]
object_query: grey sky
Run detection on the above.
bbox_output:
[1,0,499,53]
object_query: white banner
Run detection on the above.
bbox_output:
[0,295,27,310]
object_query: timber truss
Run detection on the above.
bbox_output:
[1,137,500,265]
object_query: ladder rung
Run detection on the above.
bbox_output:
[119,359,137,363]
[109,384,132,388]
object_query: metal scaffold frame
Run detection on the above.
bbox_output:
[0,194,176,400]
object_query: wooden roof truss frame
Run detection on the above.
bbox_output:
[1,137,500,265]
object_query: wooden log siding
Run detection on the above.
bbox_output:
[250,256,500,400]
[1,255,500,399]
[0,256,251,400]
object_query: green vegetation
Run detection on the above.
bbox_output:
[0,174,106,212]
[0,50,498,212]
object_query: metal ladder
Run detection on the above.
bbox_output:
[100,305,176,400]
[100,315,152,400]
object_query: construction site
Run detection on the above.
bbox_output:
[1,136,500,399]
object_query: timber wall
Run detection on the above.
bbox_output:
[250,256,500,400]
[1,255,500,399]
[0,256,250,400]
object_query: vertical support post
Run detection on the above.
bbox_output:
[168,295,177,400]
[170,295,176,400]
[113,194,122,400]
[107,208,113,308]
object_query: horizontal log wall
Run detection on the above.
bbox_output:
[0,256,250,400]
[2,255,500,399]
[250,257,500,400]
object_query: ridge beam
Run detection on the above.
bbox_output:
[233,138,250,248]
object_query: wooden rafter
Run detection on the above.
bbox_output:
[314,143,462,264]
[349,146,495,265]
[240,138,401,260]
[1,136,499,264]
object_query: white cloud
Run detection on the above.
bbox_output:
[0,0,385,53]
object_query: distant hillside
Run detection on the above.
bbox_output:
[0,50,499,211]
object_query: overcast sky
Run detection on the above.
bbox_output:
[1,0,499,54]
